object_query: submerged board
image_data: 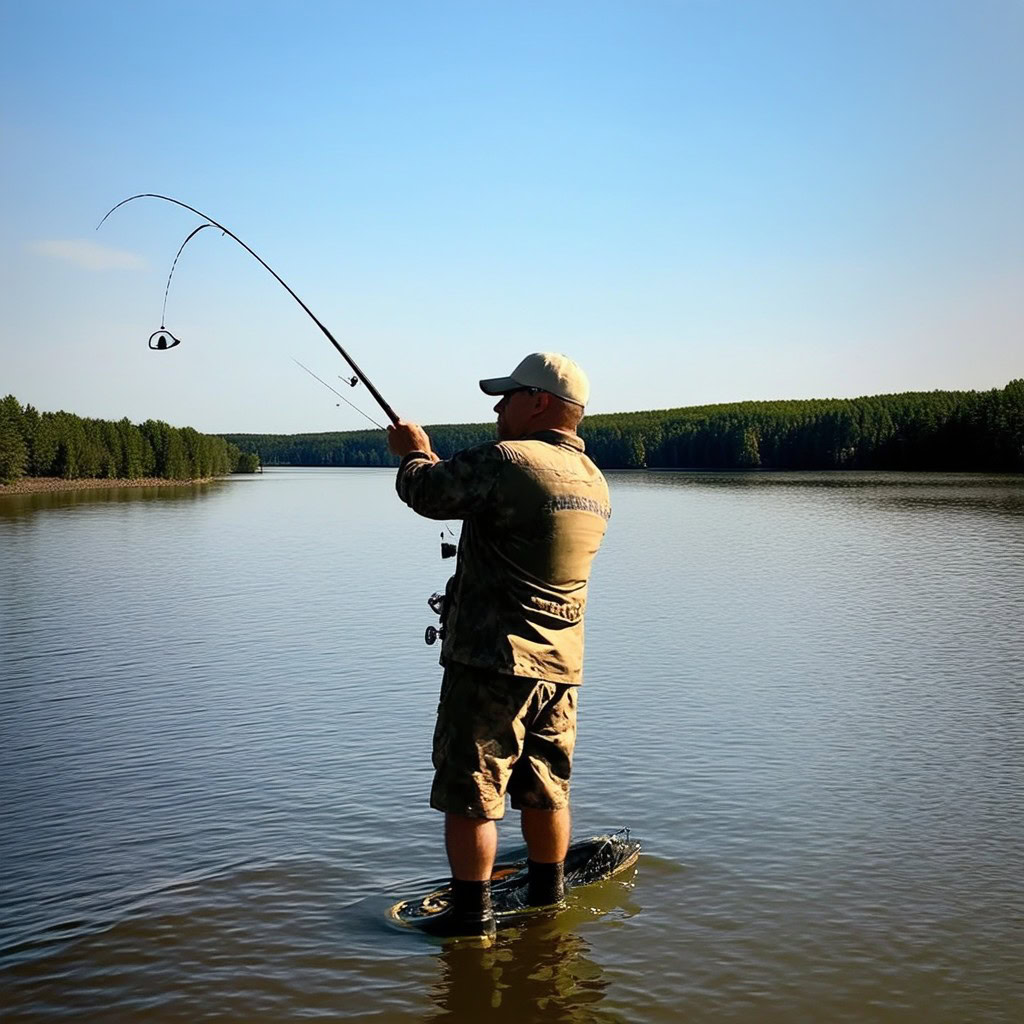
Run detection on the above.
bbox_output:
[388,831,641,933]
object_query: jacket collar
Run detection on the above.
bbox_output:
[524,429,585,452]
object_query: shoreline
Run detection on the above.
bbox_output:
[0,476,219,495]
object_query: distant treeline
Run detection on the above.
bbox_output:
[223,424,486,468]
[226,380,1024,473]
[0,395,260,485]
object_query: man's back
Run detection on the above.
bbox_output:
[396,429,610,682]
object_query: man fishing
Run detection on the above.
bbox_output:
[387,352,611,942]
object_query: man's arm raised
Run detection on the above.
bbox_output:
[391,428,504,522]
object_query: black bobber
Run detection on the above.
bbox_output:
[148,330,181,351]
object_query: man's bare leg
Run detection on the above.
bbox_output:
[411,814,497,941]
[521,806,571,862]
[445,813,497,880]
[521,807,571,905]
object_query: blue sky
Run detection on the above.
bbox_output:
[1,0,1021,433]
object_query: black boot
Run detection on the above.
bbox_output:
[416,878,496,944]
[527,859,566,908]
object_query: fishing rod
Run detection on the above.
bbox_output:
[97,194,400,426]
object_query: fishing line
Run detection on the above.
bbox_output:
[293,357,457,565]
[97,193,399,426]
[296,358,455,558]
[159,223,215,337]
[292,358,384,430]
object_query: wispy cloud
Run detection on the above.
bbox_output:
[29,239,147,271]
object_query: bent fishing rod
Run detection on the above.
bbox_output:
[97,194,399,426]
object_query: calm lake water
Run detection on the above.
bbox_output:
[2,468,1023,1022]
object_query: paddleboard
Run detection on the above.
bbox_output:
[388,830,641,932]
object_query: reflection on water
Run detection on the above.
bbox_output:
[428,865,640,1024]
[2,468,1023,1022]
[432,930,622,1024]
[636,468,1024,488]
[631,469,1024,518]
[0,479,231,521]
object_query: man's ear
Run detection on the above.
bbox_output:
[533,391,552,414]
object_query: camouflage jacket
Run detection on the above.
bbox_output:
[396,430,610,683]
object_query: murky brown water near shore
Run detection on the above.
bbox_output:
[3,469,1023,1022]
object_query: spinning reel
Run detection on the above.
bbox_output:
[425,531,457,644]
[424,590,446,646]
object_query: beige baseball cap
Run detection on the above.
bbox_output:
[479,352,590,407]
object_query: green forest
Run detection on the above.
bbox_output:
[226,379,1024,473]
[5,381,1021,486]
[0,395,259,485]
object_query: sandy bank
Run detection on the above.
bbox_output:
[0,476,218,495]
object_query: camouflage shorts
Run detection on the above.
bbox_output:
[430,661,579,821]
